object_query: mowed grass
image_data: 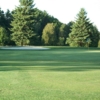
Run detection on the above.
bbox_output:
[0,47,100,100]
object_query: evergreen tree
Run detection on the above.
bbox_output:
[4,10,14,45]
[89,25,99,47]
[0,8,5,27]
[4,10,13,33]
[66,8,92,47]
[11,0,35,46]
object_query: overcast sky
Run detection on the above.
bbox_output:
[0,0,100,30]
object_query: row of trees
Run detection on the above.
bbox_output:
[0,0,100,47]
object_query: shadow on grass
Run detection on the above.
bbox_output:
[0,66,100,72]
[0,61,100,72]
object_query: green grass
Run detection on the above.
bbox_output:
[0,47,100,100]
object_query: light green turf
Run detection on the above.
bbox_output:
[0,47,100,100]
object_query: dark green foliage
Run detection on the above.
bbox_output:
[0,27,8,45]
[11,0,36,46]
[4,10,13,33]
[0,8,5,27]
[0,9,12,34]
[89,25,99,47]
[0,9,12,45]
[67,21,74,35]
[4,10,14,45]
[0,5,99,46]
[58,22,73,45]
[58,24,67,45]
[29,9,49,45]
[66,8,92,47]
[32,9,61,45]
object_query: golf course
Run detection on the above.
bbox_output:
[0,46,100,100]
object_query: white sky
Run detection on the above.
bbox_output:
[0,0,100,30]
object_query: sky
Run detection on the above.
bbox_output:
[0,0,100,30]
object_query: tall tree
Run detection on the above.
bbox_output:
[4,10,13,33]
[4,10,14,45]
[66,8,92,47]
[0,9,13,45]
[42,23,59,45]
[11,0,35,46]
[58,22,73,46]
[58,24,68,45]
[0,8,5,27]
[32,8,61,45]
[89,25,99,47]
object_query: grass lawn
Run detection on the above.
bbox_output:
[0,47,100,100]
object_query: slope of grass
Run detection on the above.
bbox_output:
[0,47,100,100]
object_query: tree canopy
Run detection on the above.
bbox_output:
[11,0,36,46]
[66,8,93,47]
[42,23,59,45]
[0,4,99,47]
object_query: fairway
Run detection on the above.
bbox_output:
[0,47,100,100]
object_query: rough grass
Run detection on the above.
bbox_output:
[0,47,100,100]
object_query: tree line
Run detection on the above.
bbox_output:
[0,0,100,47]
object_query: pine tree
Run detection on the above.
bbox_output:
[11,0,35,46]
[66,8,92,47]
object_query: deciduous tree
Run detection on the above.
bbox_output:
[0,27,8,46]
[42,23,58,45]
